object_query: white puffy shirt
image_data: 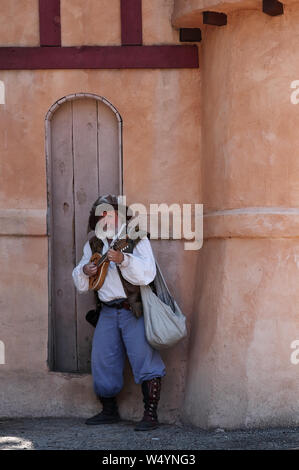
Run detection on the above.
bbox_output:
[72,227,157,302]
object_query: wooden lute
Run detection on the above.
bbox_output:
[88,234,130,291]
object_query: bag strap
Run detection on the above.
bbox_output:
[154,259,173,299]
[115,234,144,295]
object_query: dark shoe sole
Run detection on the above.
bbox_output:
[134,422,159,431]
[85,416,121,425]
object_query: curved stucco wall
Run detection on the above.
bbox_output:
[173,0,299,27]
[182,4,299,428]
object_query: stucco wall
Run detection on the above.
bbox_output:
[183,3,299,428]
[0,1,201,421]
[3,0,298,431]
[61,0,182,46]
[0,0,39,46]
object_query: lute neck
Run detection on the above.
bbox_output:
[93,233,125,267]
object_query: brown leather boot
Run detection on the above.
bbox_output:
[134,377,162,431]
[85,396,121,425]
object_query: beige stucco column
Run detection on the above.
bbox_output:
[174,1,299,428]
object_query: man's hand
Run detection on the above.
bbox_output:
[83,262,98,276]
[107,248,124,264]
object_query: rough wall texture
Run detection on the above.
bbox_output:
[0,0,39,46]
[0,1,201,422]
[2,0,298,430]
[183,3,299,429]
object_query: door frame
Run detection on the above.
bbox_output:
[45,93,123,371]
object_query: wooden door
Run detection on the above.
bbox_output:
[47,96,122,372]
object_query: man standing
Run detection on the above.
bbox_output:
[72,194,166,431]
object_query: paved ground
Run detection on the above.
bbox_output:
[0,418,299,450]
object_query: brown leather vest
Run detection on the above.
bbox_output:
[89,234,154,319]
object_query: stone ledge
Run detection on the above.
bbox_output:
[0,208,47,236]
[1,207,298,239]
[203,207,299,238]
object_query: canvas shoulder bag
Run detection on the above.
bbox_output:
[140,257,188,350]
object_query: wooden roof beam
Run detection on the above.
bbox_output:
[203,11,227,26]
[262,0,284,16]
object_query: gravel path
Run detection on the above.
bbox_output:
[0,418,299,450]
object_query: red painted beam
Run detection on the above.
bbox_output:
[0,46,199,69]
[121,0,142,45]
[39,0,61,46]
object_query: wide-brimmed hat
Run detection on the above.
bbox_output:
[87,194,133,234]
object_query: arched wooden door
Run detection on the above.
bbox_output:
[46,94,123,373]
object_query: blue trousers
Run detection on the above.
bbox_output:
[91,302,166,398]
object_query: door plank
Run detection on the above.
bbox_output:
[98,100,120,195]
[73,99,100,372]
[51,101,77,372]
